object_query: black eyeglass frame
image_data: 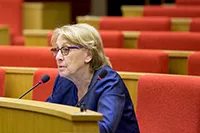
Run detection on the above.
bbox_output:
[50,45,83,57]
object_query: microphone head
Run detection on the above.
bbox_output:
[39,74,50,84]
[98,69,107,80]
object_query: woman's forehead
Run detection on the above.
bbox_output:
[56,37,70,47]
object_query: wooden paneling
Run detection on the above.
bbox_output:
[0,25,10,45]
[2,67,37,99]
[23,2,71,29]
[23,29,51,46]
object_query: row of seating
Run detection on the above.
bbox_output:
[1,45,200,75]
[2,15,200,46]
[2,6,200,46]
[137,32,200,51]
[23,30,200,75]
[0,46,168,73]
[0,66,198,105]
[77,16,200,32]
[0,0,71,46]
[47,30,200,75]
[175,0,200,5]
[121,5,200,18]
[48,30,200,51]
[1,66,200,133]
[22,16,200,47]
[47,30,125,48]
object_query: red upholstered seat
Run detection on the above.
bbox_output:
[48,30,124,48]
[190,18,200,32]
[0,68,5,97]
[0,46,56,68]
[99,30,124,48]
[99,17,171,31]
[0,0,24,45]
[47,30,53,46]
[32,68,58,101]
[137,32,200,51]
[104,48,169,73]
[144,6,200,18]
[187,52,200,76]
[176,0,200,5]
[137,75,200,133]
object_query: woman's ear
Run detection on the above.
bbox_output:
[84,50,92,63]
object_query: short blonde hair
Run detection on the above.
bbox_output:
[51,23,112,71]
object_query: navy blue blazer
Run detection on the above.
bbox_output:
[46,65,140,133]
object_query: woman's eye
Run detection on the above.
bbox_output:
[62,48,69,53]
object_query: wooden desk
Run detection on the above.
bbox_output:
[164,50,193,75]
[171,18,191,32]
[76,16,100,30]
[0,97,102,133]
[23,29,51,46]
[23,2,71,29]
[2,67,37,99]
[123,31,140,49]
[118,71,146,106]
[0,25,10,45]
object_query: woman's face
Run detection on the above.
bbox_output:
[54,37,92,79]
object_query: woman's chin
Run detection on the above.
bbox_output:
[58,70,69,78]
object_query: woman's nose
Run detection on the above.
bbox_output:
[55,50,63,60]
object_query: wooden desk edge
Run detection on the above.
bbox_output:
[1,66,38,74]
[0,97,102,121]
[0,25,9,30]
[23,29,52,36]
[121,5,144,10]
[164,50,194,57]
[123,31,140,38]
[77,16,101,21]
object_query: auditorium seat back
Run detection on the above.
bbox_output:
[137,75,200,133]
[48,30,124,48]
[47,30,53,46]
[99,17,171,31]
[32,68,58,101]
[190,18,200,32]
[187,52,200,76]
[99,30,124,48]
[0,68,5,97]
[137,32,200,50]
[0,46,56,68]
[176,0,200,5]
[104,48,169,73]
[0,0,24,45]
[143,6,200,18]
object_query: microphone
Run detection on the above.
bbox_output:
[18,74,50,99]
[75,69,108,107]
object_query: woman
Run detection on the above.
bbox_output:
[47,23,140,133]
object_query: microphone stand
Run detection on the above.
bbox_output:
[18,82,41,99]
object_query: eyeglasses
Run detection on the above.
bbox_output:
[50,46,83,57]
